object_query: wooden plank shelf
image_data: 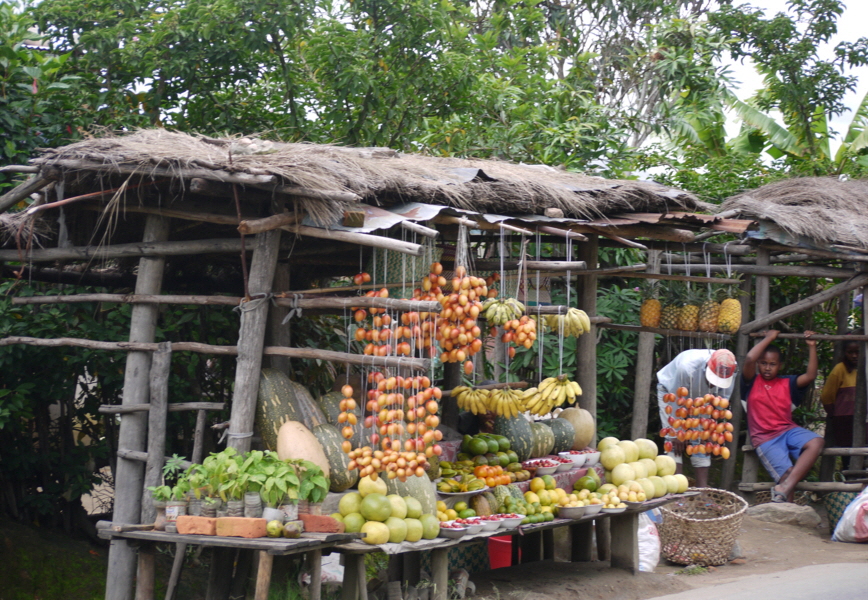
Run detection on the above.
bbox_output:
[597,323,732,340]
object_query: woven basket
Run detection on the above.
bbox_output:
[658,488,748,566]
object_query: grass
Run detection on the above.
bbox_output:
[0,517,211,600]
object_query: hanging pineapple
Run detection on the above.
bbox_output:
[658,284,681,331]
[698,288,720,333]
[639,281,662,328]
[717,284,742,334]
[677,285,702,332]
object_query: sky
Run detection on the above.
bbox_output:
[724,0,868,151]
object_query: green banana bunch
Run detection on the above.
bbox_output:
[437,474,486,493]
[543,308,591,338]
[522,376,582,415]
[489,387,525,418]
[452,386,491,415]
[482,298,525,326]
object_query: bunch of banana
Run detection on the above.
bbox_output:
[489,387,525,417]
[522,376,582,416]
[437,474,486,493]
[482,297,525,326]
[543,308,591,338]
[452,386,491,415]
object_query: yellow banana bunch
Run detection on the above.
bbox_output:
[522,376,582,415]
[452,386,491,415]
[482,298,525,326]
[489,387,525,418]
[543,308,591,338]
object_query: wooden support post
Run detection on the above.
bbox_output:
[106,215,170,600]
[822,291,853,481]
[308,549,323,600]
[0,174,50,213]
[402,552,420,587]
[609,513,639,574]
[569,521,594,562]
[266,263,292,373]
[227,229,282,453]
[740,249,769,501]
[576,236,598,435]
[854,275,868,472]
[254,551,274,600]
[135,543,156,600]
[341,554,360,600]
[141,342,172,525]
[722,276,752,491]
[542,529,555,560]
[520,531,542,563]
[431,548,448,600]
[631,250,660,439]
[596,518,611,561]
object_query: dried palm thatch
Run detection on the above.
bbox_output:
[31,129,705,224]
[721,177,868,249]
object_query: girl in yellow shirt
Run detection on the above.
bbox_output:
[820,340,860,468]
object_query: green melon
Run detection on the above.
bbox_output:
[318,391,344,424]
[546,418,576,454]
[255,369,327,450]
[494,415,535,462]
[530,422,555,457]
[312,423,359,492]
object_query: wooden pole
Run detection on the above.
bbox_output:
[0,174,50,213]
[662,263,858,279]
[254,551,274,600]
[238,212,302,235]
[135,543,156,600]
[140,342,172,525]
[576,236,598,436]
[854,272,868,472]
[107,215,170,600]
[598,323,730,341]
[266,263,292,373]
[631,251,660,440]
[739,273,868,333]
[284,225,424,256]
[227,230,282,453]
[721,276,752,491]
[0,238,249,262]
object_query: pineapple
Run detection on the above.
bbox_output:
[718,296,742,334]
[639,281,662,328]
[658,285,680,330]
[698,291,720,333]
[677,286,701,332]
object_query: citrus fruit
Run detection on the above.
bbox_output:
[343,512,365,533]
[541,475,556,490]
[419,514,440,539]
[468,438,490,456]
[385,516,408,543]
[386,494,408,519]
[404,496,423,519]
[573,475,597,492]
[361,521,390,545]
[404,518,423,542]
[360,493,392,522]
[339,492,363,516]
[358,475,387,497]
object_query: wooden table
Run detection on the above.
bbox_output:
[98,529,360,600]
[333,496,683,600]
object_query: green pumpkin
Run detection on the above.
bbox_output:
[546,418,576,454]
[255,369,327,450]
[493,415,534,462]
[312,423,359,492]
[530,422,555,457]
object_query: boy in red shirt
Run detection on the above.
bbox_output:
[742,329,824,503]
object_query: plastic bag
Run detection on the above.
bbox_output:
[638,512,661,572]
[301,553,344,584]
[832,487,868,543]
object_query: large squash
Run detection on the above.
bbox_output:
[546,418,576,454]
[383,474,437,516]
[494,415,534,462]
[255,369,327,450]
[312,423,359,492]
[557,407,596,450]
[530,422,555,457]
[318,391,365,446]
[276,421,330,478]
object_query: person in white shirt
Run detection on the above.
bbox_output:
[656,348,737,488]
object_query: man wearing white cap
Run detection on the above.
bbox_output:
[656,348,738,488]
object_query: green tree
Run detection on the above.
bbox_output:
[0,2,85,191]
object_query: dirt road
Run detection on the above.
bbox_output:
[471,513,867,600]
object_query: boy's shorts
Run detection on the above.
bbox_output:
[755,427,821,482]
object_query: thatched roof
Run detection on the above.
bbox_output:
[720,177,868,249]
[32,129,706,224]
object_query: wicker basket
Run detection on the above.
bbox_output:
[658,488,748,566]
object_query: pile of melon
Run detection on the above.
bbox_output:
[597,436,688,498]
[332,475,441,545]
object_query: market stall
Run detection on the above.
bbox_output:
[2,131,867,600]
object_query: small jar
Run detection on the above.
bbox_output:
[165,499,187,523]
[202,498,222,518]
[308,502,323,516]
[153,500,168,531]
[226,499,244,517]
[244,492,263,518]
[186,493,203,517]
[296,499,310,515]
[279,500,299,522]
[262,506,285,523]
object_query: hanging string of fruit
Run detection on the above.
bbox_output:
[542,308,591,338]
[522,376,582,416]
[659,387,733,459]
